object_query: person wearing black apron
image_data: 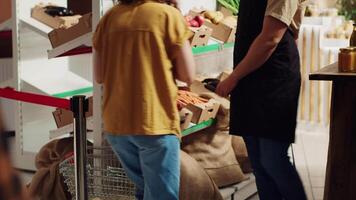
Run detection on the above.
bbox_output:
[216,0,307,199]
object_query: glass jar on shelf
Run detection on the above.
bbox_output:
[350,23,356,47]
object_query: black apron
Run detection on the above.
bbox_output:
[230,0,301,143]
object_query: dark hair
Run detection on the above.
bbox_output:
[117,0,172,5]
[117,0,143,4]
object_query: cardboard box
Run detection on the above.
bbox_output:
[0,0,11,24]
[31,4,82,29]
[189,25,212,47]
[186,99,220,124]
[188,7,237,43]
[48,13,92,48]
[204,19,236,43]
[203,7,237,43]
[67,0,92,15]
[52,108,73,128]
[52,96,93,128]
[219,71,231,81]
[180,108,193,130]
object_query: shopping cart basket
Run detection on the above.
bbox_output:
[59,146,136,200]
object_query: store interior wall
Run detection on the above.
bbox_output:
[179,0,216,15]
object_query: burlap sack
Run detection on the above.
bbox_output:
[231,136,253,173]
[182,126,247,187]
[182,82,248,187]
[29,137,74,200]
[180,150,223,200]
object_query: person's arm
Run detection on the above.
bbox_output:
[172,41,195,85]
[93,49,103,84]
[216,16,288,96]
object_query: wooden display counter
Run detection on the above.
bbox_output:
[309,62,356,200]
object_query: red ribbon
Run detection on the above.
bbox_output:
[0,88,70,109]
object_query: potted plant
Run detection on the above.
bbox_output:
[338,0,356,21]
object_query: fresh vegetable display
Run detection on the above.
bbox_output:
[185,15,205,27]
[185,10,227,27]
[204,11,224,24]
[177,90,209,110]
[217,0,240,15]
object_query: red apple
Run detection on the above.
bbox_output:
[189,19,200,27]
[194,15,205,27]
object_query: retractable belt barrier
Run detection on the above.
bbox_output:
[0,87,89,200]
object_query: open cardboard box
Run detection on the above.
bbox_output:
[186,98,220,124]
[48,13,92,48]
[31,4,81,29]
[203,8,237,43]
[0,0,11,25]
[180,108,193,130]
[189,25,212,47]
[189,7,237,43]
[52,96,93,128]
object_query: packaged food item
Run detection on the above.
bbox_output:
[338,47,356,73]
[44,6,74,17]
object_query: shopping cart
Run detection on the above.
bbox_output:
[0,90,135,200]
[67,96,137,200]
[59,146,136,200]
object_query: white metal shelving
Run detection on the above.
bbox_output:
[20,61,92,97]
[11,0,94,170]
[20,16,52,38]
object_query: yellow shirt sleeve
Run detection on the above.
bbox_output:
[265,0,299,26]
[164,8,192,58]
[92,11,110,51]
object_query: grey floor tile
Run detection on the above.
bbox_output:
[310,176,325,188]
[312,187,324,200]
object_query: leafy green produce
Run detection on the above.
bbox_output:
[217,0,240,15]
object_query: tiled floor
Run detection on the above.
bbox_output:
[294,129,329,200]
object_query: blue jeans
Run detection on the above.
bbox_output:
[106,134,180,200]
[243,136,307,200]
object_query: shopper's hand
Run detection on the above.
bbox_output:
[216,75,239,97]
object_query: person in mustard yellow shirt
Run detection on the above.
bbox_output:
[93,0,195,199]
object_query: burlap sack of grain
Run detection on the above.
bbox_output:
[29,137,74,200]
[180,150,223,200]
[182,81,248,187]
